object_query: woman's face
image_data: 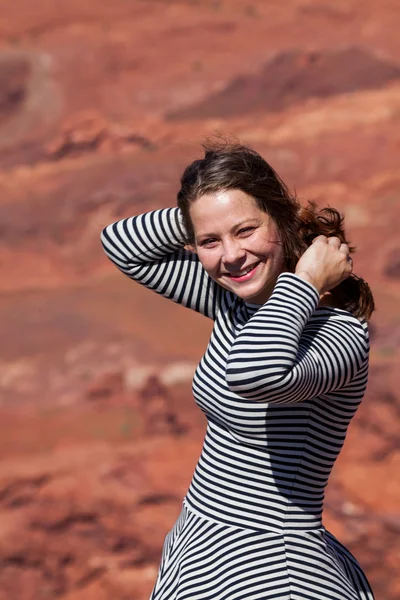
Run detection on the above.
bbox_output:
[189,189,285,304]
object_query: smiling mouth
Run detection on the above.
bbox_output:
[225,262,261,281]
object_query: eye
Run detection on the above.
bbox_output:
[238,227,255,236]
[200,238,218,248]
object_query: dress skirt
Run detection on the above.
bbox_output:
[149,501,375,600]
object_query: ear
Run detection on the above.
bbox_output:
[184,244,197,253]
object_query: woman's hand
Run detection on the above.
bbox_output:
[294,236,353,294]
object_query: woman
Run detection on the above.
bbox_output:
[101,142,375,600]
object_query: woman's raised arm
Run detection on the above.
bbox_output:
[101,208,222,319]
[225,272,369,404]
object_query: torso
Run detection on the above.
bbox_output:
[185,295,368,531]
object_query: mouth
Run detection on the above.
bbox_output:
[224,262,261,282]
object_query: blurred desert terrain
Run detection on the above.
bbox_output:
[0,0,399,598]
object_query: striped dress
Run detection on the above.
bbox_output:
[101,208,375,600]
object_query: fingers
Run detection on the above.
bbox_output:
[339,242,352,261]
[339,243,353,272]
[312,236,343,249]
[327,236,341,249]
[296,234,354,292]
[310,236,353,270]
[311,235,328,245]
[312,236,349,252]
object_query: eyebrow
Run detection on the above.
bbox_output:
[195,219,260,241]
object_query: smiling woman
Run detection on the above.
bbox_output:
[177,141,374,318]
[188,189,284,304]
[101,141,375,600]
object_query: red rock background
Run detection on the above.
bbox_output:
[0,1,399,598]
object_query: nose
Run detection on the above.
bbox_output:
[222,239,246,266]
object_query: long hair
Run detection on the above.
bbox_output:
[177,141,374,320]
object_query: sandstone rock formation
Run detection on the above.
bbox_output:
[0,0,399,598]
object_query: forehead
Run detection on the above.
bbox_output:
[190,189,268,233]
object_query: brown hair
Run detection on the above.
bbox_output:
[177,141,375,320]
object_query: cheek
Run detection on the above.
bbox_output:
[196,250,218,276]
[273,246,285,271]
[258,240,285,269]
[269,243,284,264]
[251,234,281,258]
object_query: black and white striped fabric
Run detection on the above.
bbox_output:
[101,208,375,600]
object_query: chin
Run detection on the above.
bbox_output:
[236,286,264,302]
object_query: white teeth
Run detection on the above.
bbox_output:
[230,265,256,277]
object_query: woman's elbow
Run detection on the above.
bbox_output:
[225,368,269,401]
[225,367,294,403]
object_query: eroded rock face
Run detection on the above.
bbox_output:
[384,248,400,279]
[0,385,398,600]
[0,0,399,598]
[166,47,400,120]
[0,49,62,166]
[0,434,205,600]
[0,53,31,125]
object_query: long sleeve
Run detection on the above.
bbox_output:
[101,207,223,319]
[225,272,369,403]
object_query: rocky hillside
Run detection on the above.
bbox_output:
[0,1,399,598]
